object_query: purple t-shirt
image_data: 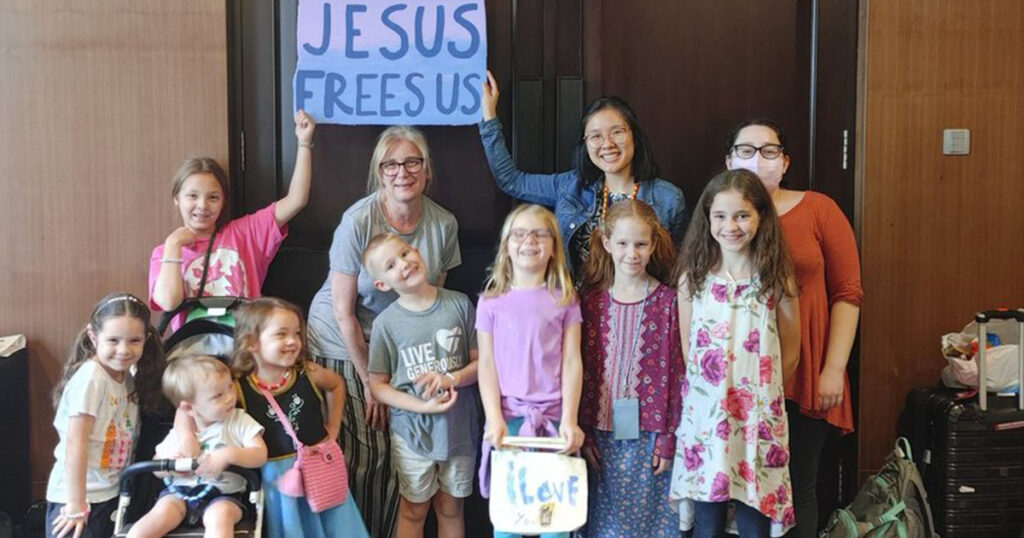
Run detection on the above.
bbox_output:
[475,287,582,412]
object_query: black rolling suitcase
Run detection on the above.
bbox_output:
[900,310,1024,538]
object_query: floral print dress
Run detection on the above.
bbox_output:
[669,275,794,536]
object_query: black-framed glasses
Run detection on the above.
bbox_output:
[731,144,785,160]
[379,157,425,177]
[583,127,631,148]
[509,227,553,242]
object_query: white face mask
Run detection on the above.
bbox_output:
[730,154,785,192]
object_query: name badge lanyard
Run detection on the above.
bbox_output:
[612,279,649,440]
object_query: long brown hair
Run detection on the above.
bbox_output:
[674,169,796,301]
[482,204,575,306]
[230,297,310,378]
[53,292,166,414]
[581,199,676,291]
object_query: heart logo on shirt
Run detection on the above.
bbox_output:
[435,327,462,354]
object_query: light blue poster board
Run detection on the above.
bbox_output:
[489,449,588,534]
[294,0,487,125]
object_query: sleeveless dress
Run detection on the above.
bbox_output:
[236,368,369,538]
[669,275,795,536]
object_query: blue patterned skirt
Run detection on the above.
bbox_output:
[261,456,369,538]
[578,430,678,538]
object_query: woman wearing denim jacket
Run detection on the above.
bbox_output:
[479,72,688,279]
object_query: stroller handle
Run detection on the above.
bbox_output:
[118,459,262,494]
[156,296,247,336]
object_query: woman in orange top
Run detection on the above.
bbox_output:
[725,119,863,538]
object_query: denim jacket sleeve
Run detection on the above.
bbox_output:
[478,117,576,207]
[667,188,689,246]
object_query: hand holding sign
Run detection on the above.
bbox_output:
[483,417,508,449]
[558,421,585,454]
[294,109,316,145]
[489,439,588,534]
[481,70,499,121]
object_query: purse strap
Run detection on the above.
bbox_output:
[257,381,305,451]
[156,227,219,335]
[195,227,218,298]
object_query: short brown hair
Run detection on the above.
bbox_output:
[162,355,231,407]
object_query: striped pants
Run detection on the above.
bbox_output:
[317,357,398,538]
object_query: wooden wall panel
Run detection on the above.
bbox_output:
[0,1,227,500]
[859,0,1024,478]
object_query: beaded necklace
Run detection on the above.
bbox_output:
[600,182,640,222]
[251,369,291,392]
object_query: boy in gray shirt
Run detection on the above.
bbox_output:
[365,233,480,538]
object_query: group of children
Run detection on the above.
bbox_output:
[45,107,803,538]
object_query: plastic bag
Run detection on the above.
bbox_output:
[941,319,1021,392]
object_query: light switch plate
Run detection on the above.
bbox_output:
[943,129,970,155]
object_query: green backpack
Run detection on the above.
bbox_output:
[820,438,937,538]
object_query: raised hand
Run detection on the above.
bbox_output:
[294,109,316,145]
[481,70,499,121]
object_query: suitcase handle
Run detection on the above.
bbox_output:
[975,309,1024,411]
[975,309,1024,323]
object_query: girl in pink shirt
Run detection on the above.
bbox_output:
[149,110,316,325]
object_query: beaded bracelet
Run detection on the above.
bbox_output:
[160,257,183,264]
[62,507,90,520]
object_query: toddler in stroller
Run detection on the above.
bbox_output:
[118,355,267,538]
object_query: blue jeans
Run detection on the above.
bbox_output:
[492,416,569,538]
[692,500,771,538]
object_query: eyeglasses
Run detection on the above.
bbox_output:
[509,228,553,242]
[583,127,631,148]
[731,144,785,160]
[379,157,425,177]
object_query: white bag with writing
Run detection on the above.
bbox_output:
[489,441,588,534]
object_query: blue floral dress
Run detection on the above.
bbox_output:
[669,275,794,536]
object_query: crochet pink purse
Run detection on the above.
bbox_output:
[258,386,348,512]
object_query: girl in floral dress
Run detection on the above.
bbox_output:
[669,170,800,537]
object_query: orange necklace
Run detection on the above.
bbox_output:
[252,369,291,392]
[600,182,640,221]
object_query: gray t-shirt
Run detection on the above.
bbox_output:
[307,193,462,359]
[368,288,480,460]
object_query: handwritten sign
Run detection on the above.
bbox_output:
[294,1,487,125]
[489,450,588,534]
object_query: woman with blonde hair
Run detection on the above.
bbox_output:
[306,126,462,537]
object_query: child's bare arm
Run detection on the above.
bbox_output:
[677,277,693,361]
[196,435,268,478]
[171,406,200,458]
[778,290,801,383]
[559,322,584,454]
[369,373,456,414]
[50,414,93,538]
[63,415,93,512]
[414,348,479,395]
[307,361,346,439]
[274,110,316,226]
[476,331,507,447]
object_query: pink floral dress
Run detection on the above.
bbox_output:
[669,275,794,536]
